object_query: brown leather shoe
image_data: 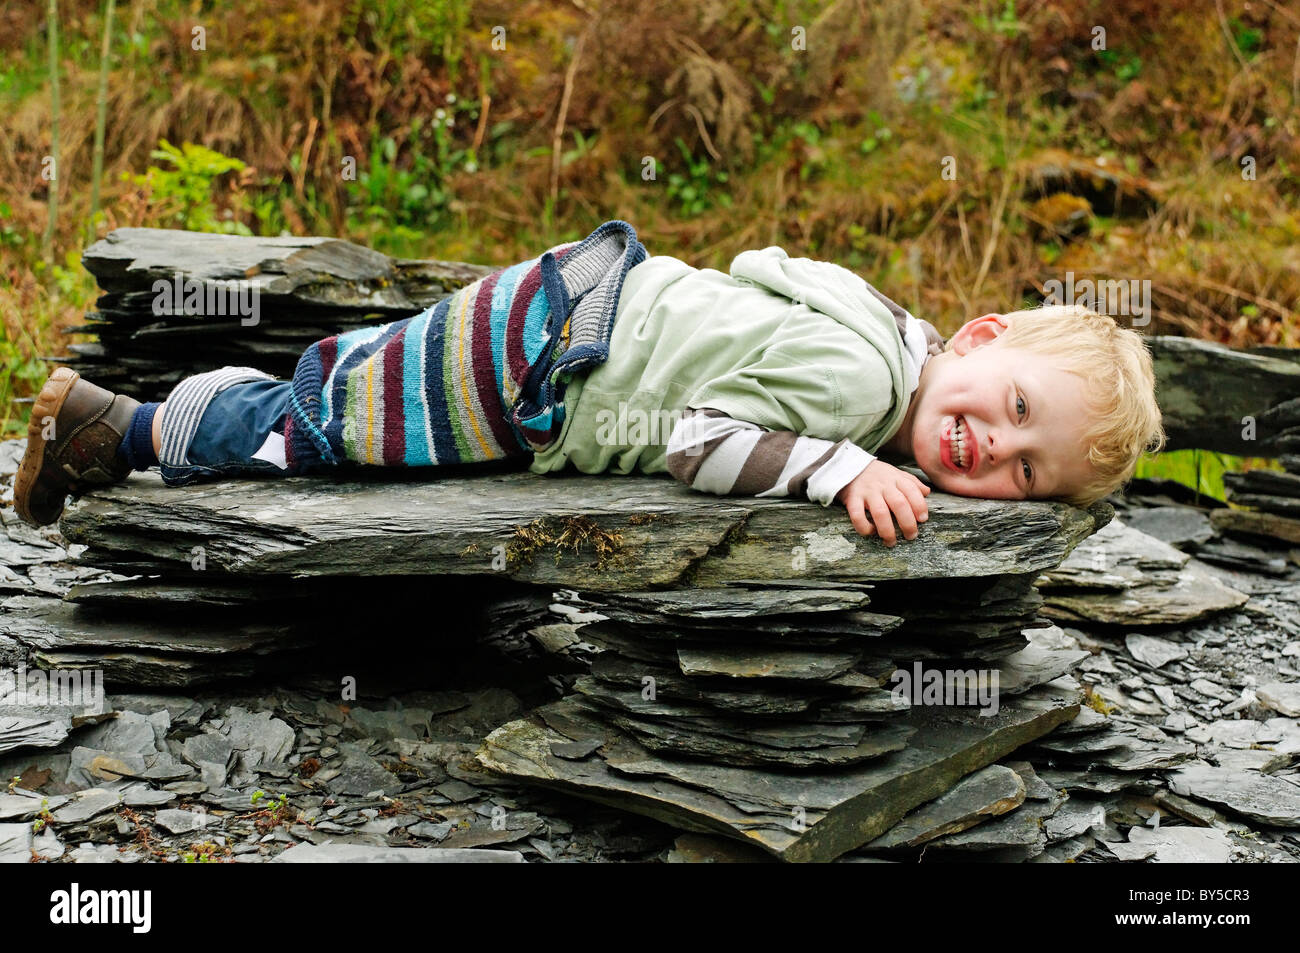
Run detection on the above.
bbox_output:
[12,367,141,527]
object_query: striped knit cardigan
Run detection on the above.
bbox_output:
[284,220,647,473]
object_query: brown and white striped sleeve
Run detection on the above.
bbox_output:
[664,407,877,506]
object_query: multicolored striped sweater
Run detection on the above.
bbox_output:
[284,220,647,473]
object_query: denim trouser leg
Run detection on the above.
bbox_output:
[158,379,293,486]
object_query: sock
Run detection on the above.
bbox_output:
[116,402,162,471]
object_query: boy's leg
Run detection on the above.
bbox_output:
[13,365,289,527]
[152,400,163,455]
[151,366,270,481]
[158,376,293,486]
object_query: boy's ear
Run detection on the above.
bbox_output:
[949,312,1008,355]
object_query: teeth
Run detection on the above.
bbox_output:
[953,417,967,468]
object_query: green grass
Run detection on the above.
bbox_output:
[1132,449,1282,504]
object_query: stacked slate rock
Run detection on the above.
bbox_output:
[479,578,1093,863]
[1034,517,1249,628]
[9,437,1293,862]
[1217,448,1300,550]
[562,586,915,769]
[38,458,1114,861]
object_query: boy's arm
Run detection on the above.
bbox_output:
[665,407,875,506]
[665,324,929,541]
[665,407,931,545]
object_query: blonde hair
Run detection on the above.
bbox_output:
[957,304,1166,507]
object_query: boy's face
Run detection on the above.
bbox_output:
[892,314,1097,500]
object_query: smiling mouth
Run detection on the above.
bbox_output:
[941,415,976,473]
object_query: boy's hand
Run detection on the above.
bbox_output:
[835,460,931,546]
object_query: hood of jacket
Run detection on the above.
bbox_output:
[728,246,945,397]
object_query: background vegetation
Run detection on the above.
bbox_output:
[2,0,1297,497]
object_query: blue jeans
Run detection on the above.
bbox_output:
[158,379,293,487]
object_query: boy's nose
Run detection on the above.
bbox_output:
[986,426,1029,466]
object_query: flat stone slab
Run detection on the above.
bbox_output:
[477,679,1082,862]
[50,786,124,824]
[154,808,214,835]
[1120,506,1214,548]
[1210,507,1300,545]
[1166,763,1300,828]
[1039,518,1189,588]
[1033,720,1197,772]
[1108,825,1234,863]
[1257,682,1300,717]
[676,646,860,681]
[2,594,308,656]
[924,784,1065,859]
[60,471,1112,591]
[1037,518,1249,625]
[0,792,70,820]
[1124,633,1189,668]
[599,586,873,617]
[1149,335,1300,455]
[0,714,71,756]
[0,822,32,863]
[862,764,1027,849]
[1,592,321,689]
[1042,563,1247,626]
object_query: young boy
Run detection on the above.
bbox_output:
[14,220,1165,545]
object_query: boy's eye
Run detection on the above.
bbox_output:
[1022,460,1033,485]
[1016,394,1027,418]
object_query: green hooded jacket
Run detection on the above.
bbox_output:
[528,245,940,477]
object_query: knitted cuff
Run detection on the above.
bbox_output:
[118,401,162,471]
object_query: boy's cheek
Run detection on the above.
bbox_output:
[922,471,972,497]
[917,466,947,490]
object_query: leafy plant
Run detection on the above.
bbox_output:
[31,799,52,834]
[129,139,253,234]
[1096,48,1142,83]
[1228,17,1263,61]
[961,78,997,112]
[1133,449,1280,503]
[0,329,49,437]
[0,202,23,248]
[181,841,227,863]
[344,94,481,245]
[972,0,1023,36]
[665,137,731,217]
[249,789,289,822]
[346,0,471,80]
[859,112,894,155]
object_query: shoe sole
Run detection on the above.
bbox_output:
[13,367,81,527]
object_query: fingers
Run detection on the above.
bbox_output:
[900,479,929,523]
[842,478,931,545]
[865,493,898,546]
[843,492,874,536]
[883,488,919,543]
